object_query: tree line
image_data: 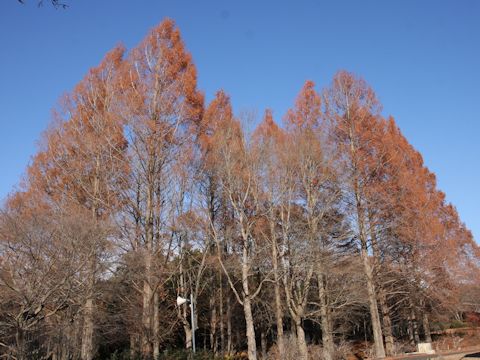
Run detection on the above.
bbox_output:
[1,19,479,360]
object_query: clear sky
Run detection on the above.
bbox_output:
[0,0,478,241]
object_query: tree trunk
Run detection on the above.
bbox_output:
[379,288,394,356]
[66,319,77,360]
[242,241,257,360]
[142,176,154,358]
[82,166,99,360]
[81,262,95,360]
[81,297,94,360]
[220,278,225,355]
[409,307,420,345]
[291,317,297,337]
[210,296,217,353]
[184,323,193,350]
[153,290,159,359]
[357,206,384,358]
[261,330,267,359]
[274,280,284,356]
[318,274,334,360]
[407,315,415,346]
[295,318,309,360]
[15,328,25,360]
[351,123,385,358]
[271,226,284,355]
[361,250,385,358]
[244,295,257,360]
[179,292,192,350]
[227,295,232,354]
[423,312,432,343]
[142,254,152,357]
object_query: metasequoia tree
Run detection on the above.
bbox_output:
[20,45,127,360]
[117,19,203,359]
[208,108,272,360]
[251,108,286,356]
[197,90,235,355]
[324,71,387,358]
[278,81,342,360]
[371,118,436,352]
[338,115,413,355]
[368,119,468,350]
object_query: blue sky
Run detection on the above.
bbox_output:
[0,0,478,241]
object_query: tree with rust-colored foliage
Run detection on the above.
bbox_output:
[116,18,203,359]
[1,46,127,360]
[324,70,388,358]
